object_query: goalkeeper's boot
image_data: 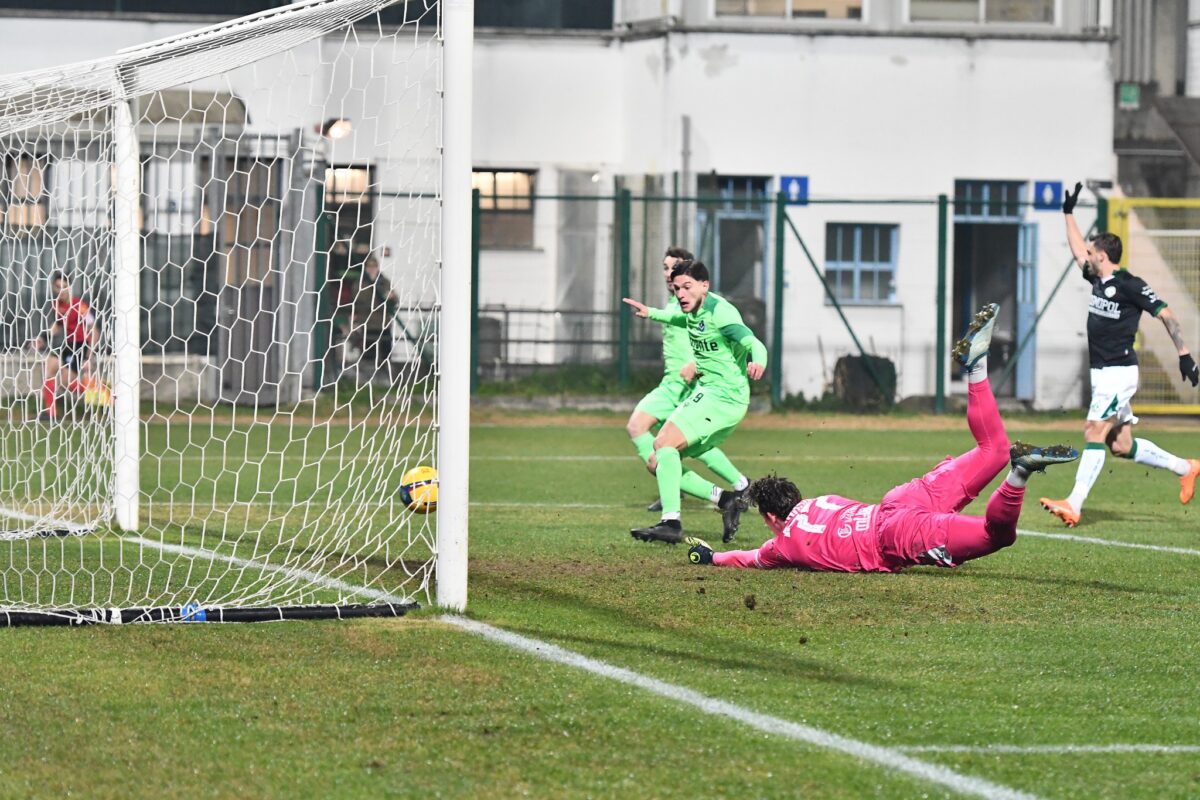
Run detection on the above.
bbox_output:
[717,487,749,543]
[1038,497,1081,529]
[630,518,683,544]
[952,302,999,369]
[1010,441,1079,474]
[1180,459,1200,504]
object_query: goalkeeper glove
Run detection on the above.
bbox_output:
[1180,354,1199,387]
[1062,182,1082,215]
[685,537,713,565]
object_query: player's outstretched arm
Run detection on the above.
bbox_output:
[622,297,650,318]
[685,537,772,569]
[623,298,686,327]
[1062,182,1089,271]
[1157,307,1199,386]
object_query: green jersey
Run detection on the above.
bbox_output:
[661,295,692,381]
[648,292,767,404]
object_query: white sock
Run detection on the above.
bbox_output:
[1005,468,1028,488]
[1067,446,1106,511]
[967,356,988,384]
[733,475,750,491]
[709,486,723,504]
[1132,438,1190,476]
[661,512,681,522]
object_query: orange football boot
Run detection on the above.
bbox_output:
[1180,459,1200,505]
[1039,497,1080,528]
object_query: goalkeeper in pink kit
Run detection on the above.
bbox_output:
[686,304,1080,573]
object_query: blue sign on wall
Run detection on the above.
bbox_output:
[1033,181,1063,211]
[780,175,808,205]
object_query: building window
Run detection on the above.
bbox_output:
[475,1,612,29]
[824,223,898,304]
[954,180,1025,222]
[909,0,1054,23]
[473,169,536,249]
[2,155,48,229]
[325,165,376,277]
[716,0,863,19]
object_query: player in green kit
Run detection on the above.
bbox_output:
[623,260,767,544]
[625,247,755,541]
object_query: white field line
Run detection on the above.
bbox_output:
[469,454,933,462]
[3,500,1197,560]
[0,501,411,604]
[121,535,411,604]
[114,453,936,464]
[2,507,1189,793]
[0,506,93,532]
[443,614,1038,800]
[1017,529,1200,558]
[897,744,1200,755]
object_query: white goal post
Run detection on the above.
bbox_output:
[0,0,471,623]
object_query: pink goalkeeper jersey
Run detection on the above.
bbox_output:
[714,495,887,573]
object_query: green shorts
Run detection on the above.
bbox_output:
[634,378,692,422]
[665,387,748,459]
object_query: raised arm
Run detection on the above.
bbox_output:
[1062,182,1090,273]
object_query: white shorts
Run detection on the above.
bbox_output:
[1087,365,1140,425]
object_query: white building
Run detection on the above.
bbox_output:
[472,0,1122,408]
[0,1,1130,408]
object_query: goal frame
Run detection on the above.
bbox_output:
[0,0,473,622]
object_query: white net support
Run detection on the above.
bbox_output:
[0,0,445,617]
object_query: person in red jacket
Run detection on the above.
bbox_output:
[31,271,100,422]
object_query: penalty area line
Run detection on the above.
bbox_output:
[442,614,1039,800]
[123,535,412,605]
[897,744,1200,755]
[1019,528,1200,557]
[0,503,413,605]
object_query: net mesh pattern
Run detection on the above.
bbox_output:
[0,0,442,617]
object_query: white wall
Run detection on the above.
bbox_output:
[611,31,1113,405]
[1190,0,1200,97]
[0,16,1116,406]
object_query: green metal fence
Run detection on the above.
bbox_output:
[469,187,1105,412]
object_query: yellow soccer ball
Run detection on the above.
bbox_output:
[82,378,111,407]
[400,466,438,513]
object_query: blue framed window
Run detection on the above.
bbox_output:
[824,223,898,304]
[954,180,1025,222]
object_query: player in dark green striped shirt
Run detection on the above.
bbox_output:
[623,260,767,544]
[624,248,754,541]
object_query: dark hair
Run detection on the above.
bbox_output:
[746,473,803,518]
[50,271,69,285]
[670,259,710,283]
[665,246,693,262]
[1089,232,1122,265]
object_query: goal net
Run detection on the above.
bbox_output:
[0,0,461,623]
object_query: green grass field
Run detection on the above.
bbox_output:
[1,411,1198,798]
